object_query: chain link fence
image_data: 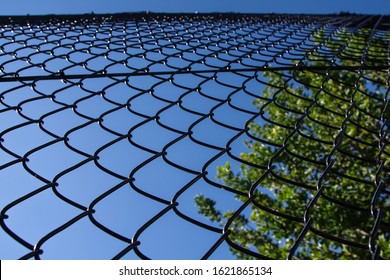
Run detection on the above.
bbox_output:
[0,13,389,259]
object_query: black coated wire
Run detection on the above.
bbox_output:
[0,12,389,260]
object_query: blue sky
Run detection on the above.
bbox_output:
[0,10,261,259]
[0,0,389,15]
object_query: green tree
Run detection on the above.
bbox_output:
[195,27,390,259]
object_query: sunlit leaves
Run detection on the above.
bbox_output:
[195,27,390,259]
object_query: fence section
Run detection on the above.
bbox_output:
[0,13,389,259]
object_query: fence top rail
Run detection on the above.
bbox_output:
[0,13,388,32]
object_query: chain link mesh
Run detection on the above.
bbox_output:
[0,13,389,259]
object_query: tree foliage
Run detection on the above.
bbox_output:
[195,26,390,259]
